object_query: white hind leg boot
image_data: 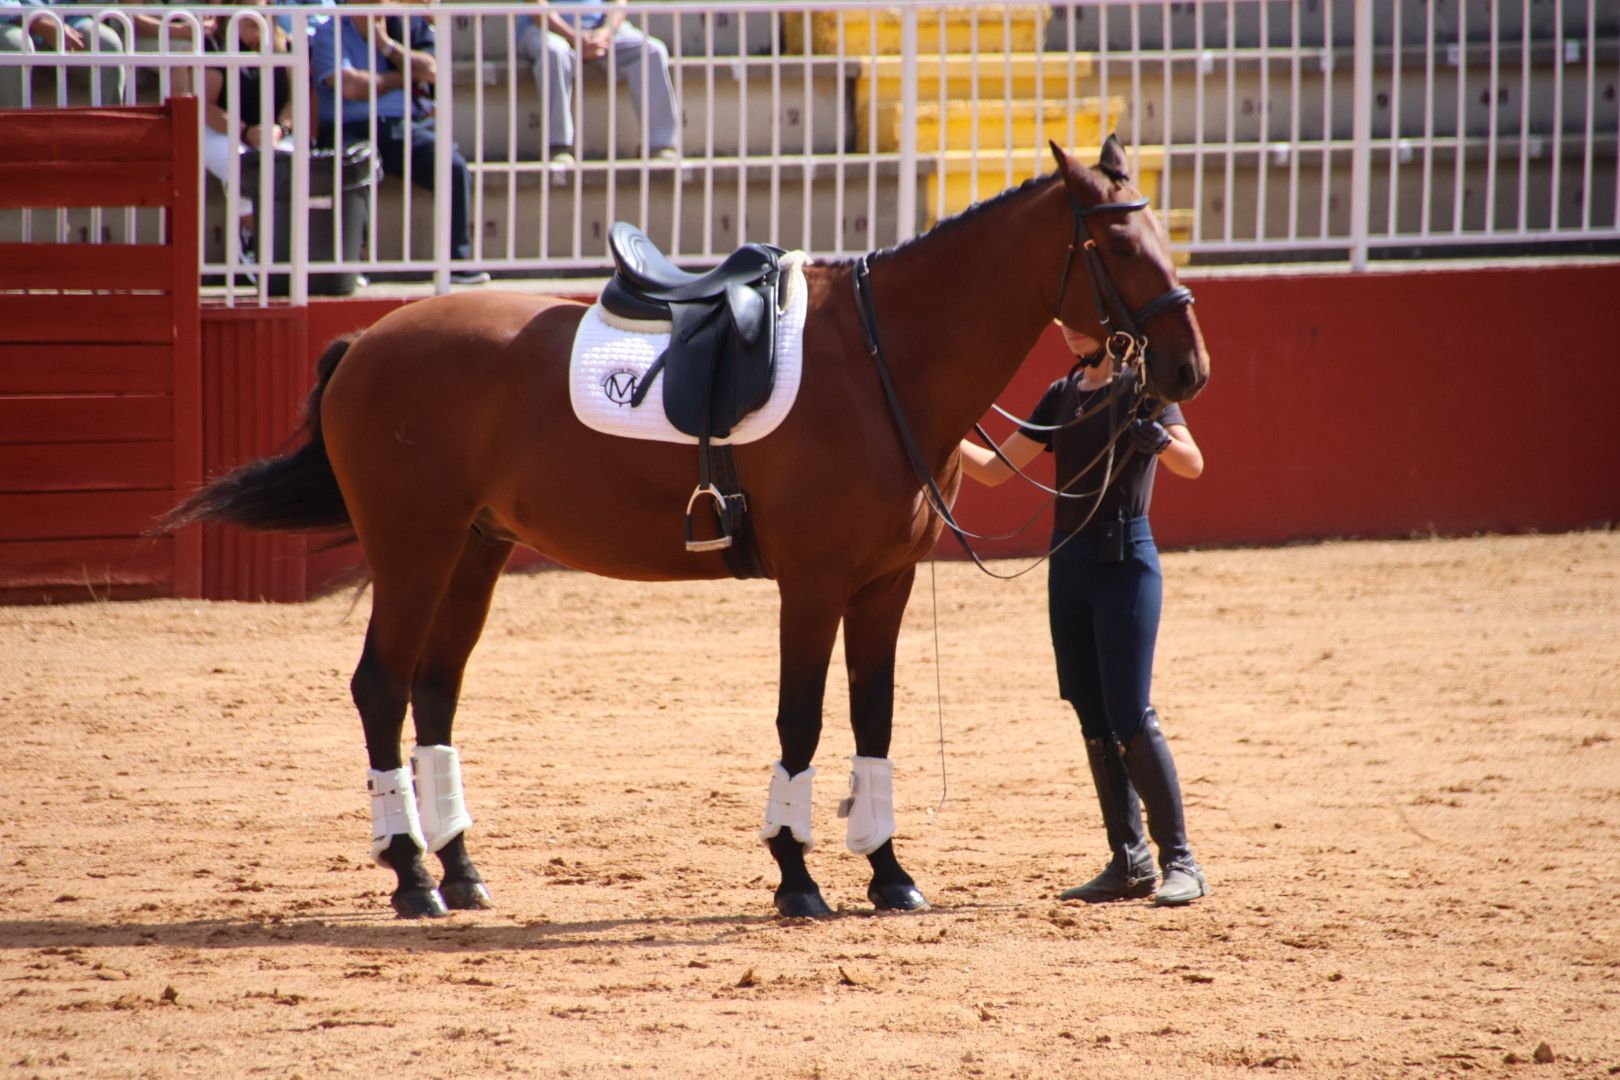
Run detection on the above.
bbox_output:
[411,745,474,854]
[838,755,896,855]
[367,767,426,866]
[758,762,815,850]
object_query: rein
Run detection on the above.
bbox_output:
[851,188,1188,579]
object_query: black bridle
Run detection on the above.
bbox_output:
[1053,192,1196,348]
[852,188,1193,579]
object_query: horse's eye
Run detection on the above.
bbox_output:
[1107,233,1136,258]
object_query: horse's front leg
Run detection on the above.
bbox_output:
[763,582,844,917]
[842,567,929,912]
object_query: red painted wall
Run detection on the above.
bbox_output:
[955,261,1620,556]
[202,261,1620,599]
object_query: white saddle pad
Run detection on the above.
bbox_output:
[568,252,809,446]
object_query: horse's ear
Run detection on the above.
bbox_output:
[1098,134,1130,182]
[1049,139,1079,176]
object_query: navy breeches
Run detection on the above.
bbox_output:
[1046,515,1162,745]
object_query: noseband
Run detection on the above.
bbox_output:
[1052,193,1195,355]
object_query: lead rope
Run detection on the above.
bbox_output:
[929,558,948,814]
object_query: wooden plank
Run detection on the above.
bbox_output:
[0,535,173,593]
[0,343,172,395]
[0,162,174,209]
[0,489,177,542]
[0,107,173,165]
[0,441,172,493]
[169,94,203,598]
[0,394,171,445]
[0,242,172,292]
[0,294,174,344]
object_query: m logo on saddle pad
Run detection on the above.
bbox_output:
[601,369,640,406]
[568,252,810,445]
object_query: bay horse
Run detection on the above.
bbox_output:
[165,138,1210,919]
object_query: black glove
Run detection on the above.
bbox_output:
[1127,418,1172,456]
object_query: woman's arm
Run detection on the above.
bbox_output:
[957,431,1045,488]
[1159,423,1203,479]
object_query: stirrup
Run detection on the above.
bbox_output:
[684,483,737,552]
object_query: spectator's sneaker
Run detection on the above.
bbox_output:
[450,270,491,286]
[548,148,576,170]
[651,146,679,163]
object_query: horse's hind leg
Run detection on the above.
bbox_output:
[409,531,515,910]
[351,524,474,918]
[842,567,929,912]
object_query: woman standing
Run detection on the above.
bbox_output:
[958,325,1209,906]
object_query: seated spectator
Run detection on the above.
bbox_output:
[1,0,124,107]
[194,4,296,186]
[519,0,679,167]
[311,1,489,284]
[271,0,334,40]
[119,0,208,50]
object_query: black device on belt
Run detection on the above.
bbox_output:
[1095,510,1127,564]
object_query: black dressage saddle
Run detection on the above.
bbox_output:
[600,223,785,573]
[603,222,785,440]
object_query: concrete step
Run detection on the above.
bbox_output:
[1168,136,1618,248]
[357,159,932,264]
[919,147,1167,221]
[450,56,850,159]
[888,97,1123,156]
[783,6,1051,57]
[444,4,776,65]
[1102,46,1619,146]
[1046,1,1619,53]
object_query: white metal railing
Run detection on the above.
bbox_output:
[2,0,1616,303]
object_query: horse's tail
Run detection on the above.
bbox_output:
[159,335,355,535]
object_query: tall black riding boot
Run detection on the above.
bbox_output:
[1120,709,1209,906]
[1059,737,1156,902]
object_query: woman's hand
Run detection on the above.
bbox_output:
[243,122,284,150]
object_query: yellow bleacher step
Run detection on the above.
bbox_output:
[866,98,1122,155]
[923,146,1168,220]
[783,5,1050,56]
[1164,207,1194,265]
[855,53,1096,113]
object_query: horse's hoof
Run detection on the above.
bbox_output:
[868,882,930,912]
[774,889,833,919]
[392,887,450,919]
[440,880,493,910]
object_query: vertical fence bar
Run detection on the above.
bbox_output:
[1349,0,1372,267]
[434,8,452,290]
[1421,0,1434,235]
[1222,0,1235,245]
[1486,0,1500,234]
[1549,0,1565,231]
[291,15,310,305]
[1452,2,1467,235]
[1386,0,1403,238]
[896,3,917,242]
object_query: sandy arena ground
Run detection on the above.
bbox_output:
[2,531,1617,1078]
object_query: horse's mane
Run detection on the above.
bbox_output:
[856,170,1064,265]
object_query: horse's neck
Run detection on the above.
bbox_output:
[863,185,1068,460]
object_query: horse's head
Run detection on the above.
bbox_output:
[1049,137,1211,402]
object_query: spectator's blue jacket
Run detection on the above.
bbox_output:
[311,12,433,127]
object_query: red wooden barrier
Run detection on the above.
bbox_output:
[0,100,201,603]
[959,261,1620,554]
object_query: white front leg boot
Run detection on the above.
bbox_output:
[367,767,427,866]
[759,762,815,850]
[838,755,896,855]
[411,744,473,854]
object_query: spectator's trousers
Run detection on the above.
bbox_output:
[320,116,474,261]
